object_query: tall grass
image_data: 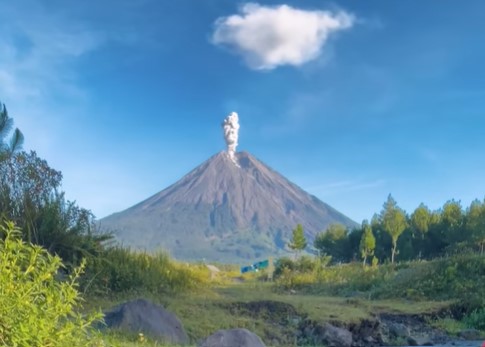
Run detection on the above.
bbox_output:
[82,246,212,296]
[273,254,485,307]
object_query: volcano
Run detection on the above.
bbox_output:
[100,151,357,262]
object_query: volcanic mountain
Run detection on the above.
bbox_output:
[100,151,357,262]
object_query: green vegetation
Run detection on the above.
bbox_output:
[359,221,376,266]
[288,223,307,257]
[314,195,485,265]
[381,195,407,264]
[314,223,348,262]
[0,101,24,160]
[0,221,102,346]
[82,246,212,296]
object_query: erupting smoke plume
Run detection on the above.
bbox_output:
[222,112,240,165]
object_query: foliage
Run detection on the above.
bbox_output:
[380,195,407,263]
[0,101,24,160]
[359,220,375,266]
[0,150,111,267]
[0,221,102,347]
[463,308,485,331]
[372,254,485,305]
[288,224,307,256]
[465,199,485,255]
[314,223,349,263]
[82,246,210,296]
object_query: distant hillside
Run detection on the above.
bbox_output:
[100,151,357,262]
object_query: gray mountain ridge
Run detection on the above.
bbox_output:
[100,151,357,262]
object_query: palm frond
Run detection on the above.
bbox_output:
[9,128,24,154]
[0,104,14,142]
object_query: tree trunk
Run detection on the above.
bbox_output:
[363,255,367,267]
[391,238,397,264]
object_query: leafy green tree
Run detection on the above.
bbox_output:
[346,227,364,261]
[288,224,307,257]
[0,101,24,160]
[466,199,485,254]
[380,194,407,263]
[441,200,465,246]
[0,150,63,242]
[411,203,431,237]
[314,223,349,263]
[410,204,432,258]
[359,221,376,266]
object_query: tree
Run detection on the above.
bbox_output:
[0,151,63,242]
[359,221,376,266]
[410,203,432,258]
[411,203,431,237]
[0,108,110,267]
[0,101,24,160]
[441,200,465,246]
[466,199,485,255]
[288,224,307,257]
[380,194,407,264]
[314,223,349,263]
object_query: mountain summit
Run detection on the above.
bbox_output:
[100,150,356,262]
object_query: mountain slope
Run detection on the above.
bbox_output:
[100,151,357,262]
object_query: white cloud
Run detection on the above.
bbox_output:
[212,3,354,70]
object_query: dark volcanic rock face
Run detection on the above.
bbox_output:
[100,151,356,262]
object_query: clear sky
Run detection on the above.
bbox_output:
[1,0,484,224]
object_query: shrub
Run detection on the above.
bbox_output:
[0,221,102,347]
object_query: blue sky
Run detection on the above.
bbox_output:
[1,0,484,223]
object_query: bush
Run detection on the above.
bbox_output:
[0,221,102,347]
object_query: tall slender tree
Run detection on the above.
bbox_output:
[359,221,376,266]
[288,224,307,258]
[380,194,407,263]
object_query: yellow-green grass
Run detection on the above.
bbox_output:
[90,280,450,346]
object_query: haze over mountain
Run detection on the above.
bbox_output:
[101,146,357,262]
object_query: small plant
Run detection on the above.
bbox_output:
[0,221,102,347]
[463,308,485,331]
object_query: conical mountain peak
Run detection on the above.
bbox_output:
[101,151,356,262]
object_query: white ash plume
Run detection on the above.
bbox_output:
[222,112,240,166]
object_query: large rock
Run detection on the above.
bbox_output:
[407,335,434,346]
[315,323,353,347]
[198,328,266,347]
[388,322,410,338]
[103,299,189,345]
[457,329,481,340]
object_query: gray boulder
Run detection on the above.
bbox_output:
[457,329,481,340]
[315,323,353,347]
[198,328,266,347]
[407,335,434,346]
[388,322,410,338]
[103,299,189,345]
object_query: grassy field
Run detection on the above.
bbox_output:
[90,279,451,347]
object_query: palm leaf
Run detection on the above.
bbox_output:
[0,104,13,142]
[9,128,24,154]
